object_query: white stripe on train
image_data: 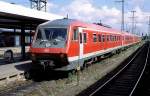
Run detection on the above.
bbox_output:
[68,42,138,62]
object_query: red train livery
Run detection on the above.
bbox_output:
[29,19,141,71]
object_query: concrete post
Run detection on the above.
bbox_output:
[21,24,26,59]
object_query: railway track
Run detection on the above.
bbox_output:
[131,43,150,96]
[78,42,150,96]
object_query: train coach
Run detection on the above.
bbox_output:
[29,18,141,71]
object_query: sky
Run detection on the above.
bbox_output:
[1,0,150,35]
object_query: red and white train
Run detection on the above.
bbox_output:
[29,18,141,71]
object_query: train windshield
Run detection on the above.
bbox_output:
[33,28,67,48]
[37,28,67,41]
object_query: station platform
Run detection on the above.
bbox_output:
[0,60,31,80]
[0,53,30,65]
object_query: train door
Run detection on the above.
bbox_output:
[78,27,83,60]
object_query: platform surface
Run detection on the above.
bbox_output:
[0,60,31,79]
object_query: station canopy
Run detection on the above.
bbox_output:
[0,1,63,59]
[0,1,63,30]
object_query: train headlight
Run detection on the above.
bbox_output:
[60,53,65,58]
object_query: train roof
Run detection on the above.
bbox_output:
[39,19,138,36]
[39,19,74,28]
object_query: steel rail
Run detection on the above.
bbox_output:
[129,43,150,96]
[89,44,145,96]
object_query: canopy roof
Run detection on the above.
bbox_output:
[0,1,63,30]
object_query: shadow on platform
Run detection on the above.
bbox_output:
[24,68,70,82]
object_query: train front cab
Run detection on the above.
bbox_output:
[30,26,71,70]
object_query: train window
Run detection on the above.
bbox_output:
[112,36,114,41]
[93,34,97,42]
[98,34,101,42]
[83,33,87,43]
[114,36,116,41]
[72,29,78,40]
[107,35,109,41]
[39,28,66,40]
[110,35,112,41]
[102,35,105,42]
[37,29,42,39]
[110,35,111,41]
[113,36,115,41]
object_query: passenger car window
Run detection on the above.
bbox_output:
[98,34,101,42]
[72,29,78,40]
[37,29,42,39]
[102,35,105,42]
[93,34,97,42]
[107,35,109,41]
